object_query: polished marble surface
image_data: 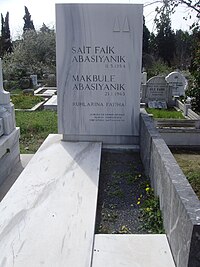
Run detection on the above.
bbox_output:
[166,71,187,96]
[44,95,57,110]
[0,134,102,266]
[92,234,175,267]
[56,4,143,140]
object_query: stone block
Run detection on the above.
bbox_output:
[0,128,20,186]
[92,234,175,267]
[0,104,16,135]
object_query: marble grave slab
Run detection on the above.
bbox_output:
[0,134,102,267]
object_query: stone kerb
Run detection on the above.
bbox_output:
[166,71,187,97]
[141,76,173,108]
[140,113,200,267]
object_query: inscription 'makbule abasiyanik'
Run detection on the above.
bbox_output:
[71,45,126,94]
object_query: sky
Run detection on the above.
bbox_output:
[0,0,197,39]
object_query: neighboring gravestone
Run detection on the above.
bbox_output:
[141,71,147,85]
[47,74,56,87]
[0,58,20,185]
[56,4,143,144]
[141,76,173,108]
[165,71,187,96]
[140,71,147,100]
[30,75,38,88]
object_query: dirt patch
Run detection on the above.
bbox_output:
[95,150,153,234]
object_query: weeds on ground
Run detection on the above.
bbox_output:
[138,185,165,234]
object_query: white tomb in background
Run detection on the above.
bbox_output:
[0,58,20,185]
[165,71,187,97]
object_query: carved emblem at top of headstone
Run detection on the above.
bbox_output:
[113,16,130,32]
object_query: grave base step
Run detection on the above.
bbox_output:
[92,234,175,267]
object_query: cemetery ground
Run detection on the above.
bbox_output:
[95,151,164,234]
[15,110,57,153]
[10,89,44,109]
[14,109,199,235]
[11,94,44,109]
[15,110,165,234]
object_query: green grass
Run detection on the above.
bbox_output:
[11,95,44,109]
[10,88,23,95]
[173,152,200,199]
[15,111,58,153]
[146,108,185,119]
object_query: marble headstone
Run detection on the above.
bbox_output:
[165,71,187,96]
[30,75,38,87]
[141,76,172,108]
[141,72,147,85]
[0,59,10,105]
[0,59,20,185]
[0,58,15,134]
[56,4,143,144]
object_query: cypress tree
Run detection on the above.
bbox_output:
[0,12,12,57]
[23,6,35,33]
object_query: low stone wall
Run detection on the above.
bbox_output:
[140,111,200,267]
[159,128,200,148]
[176,99,200,120]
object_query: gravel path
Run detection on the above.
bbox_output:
[95,150,151,234]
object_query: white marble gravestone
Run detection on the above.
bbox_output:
[56,4,143,144]
[141,76,173,108]
[165,71,187,96]
[30,74,38,87]
[0,58,20,185]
